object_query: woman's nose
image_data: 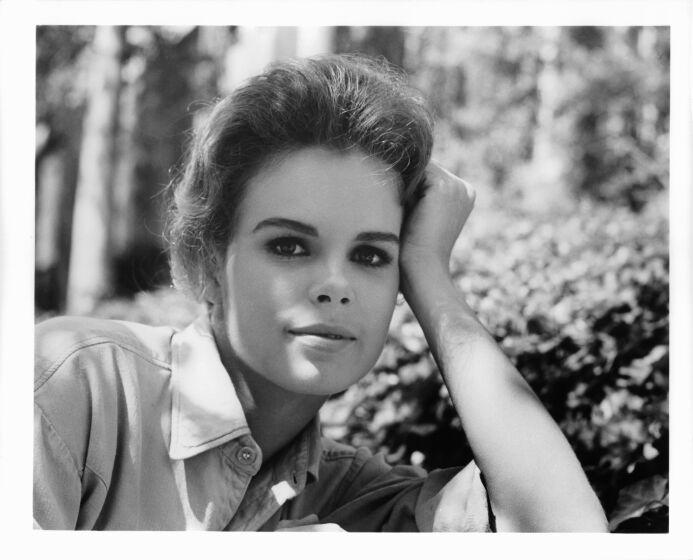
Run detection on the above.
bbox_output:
[309,266,355,306]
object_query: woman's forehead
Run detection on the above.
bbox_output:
[236,147,403,233]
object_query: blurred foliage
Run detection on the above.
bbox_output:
[403,27,669,211]
[36,26,94,127]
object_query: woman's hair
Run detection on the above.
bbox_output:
[167,53,434,301]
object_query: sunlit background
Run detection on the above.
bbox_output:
[35,26,669,531]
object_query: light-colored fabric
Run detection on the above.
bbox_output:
[34,315,490,531]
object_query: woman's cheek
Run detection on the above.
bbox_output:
[243,252,299,296]
[228,256,286,325]
[362,274,398,330]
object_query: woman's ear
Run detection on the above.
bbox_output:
[201,259,225,308]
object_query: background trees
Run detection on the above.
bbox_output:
[35,26,669,531]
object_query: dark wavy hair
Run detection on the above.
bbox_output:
[167,53,434,301]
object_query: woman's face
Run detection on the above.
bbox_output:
[211,147,402,395]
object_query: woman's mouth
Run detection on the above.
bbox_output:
[287,324,356,340]
[286,324,357,353]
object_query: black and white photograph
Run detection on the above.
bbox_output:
[1,1,692,558]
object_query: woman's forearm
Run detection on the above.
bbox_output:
[401,259,608,532]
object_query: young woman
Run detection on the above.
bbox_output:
[34,54,608,531]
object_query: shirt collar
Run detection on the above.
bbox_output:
[169,315,251,460]
[168,314,323,483]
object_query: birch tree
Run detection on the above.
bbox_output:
[66,26,124,314]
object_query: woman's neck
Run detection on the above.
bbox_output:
[209,315,327,462]
[232,361,326,461]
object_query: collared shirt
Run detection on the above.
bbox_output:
[34,315,490,531]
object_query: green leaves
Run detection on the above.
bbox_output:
[609,475,669,532]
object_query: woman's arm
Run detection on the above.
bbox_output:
[400,162,608,532]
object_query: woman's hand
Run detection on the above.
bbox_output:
[400,161,476,276]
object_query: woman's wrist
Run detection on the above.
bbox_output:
[400,252,448,291]
[401,255,486,341]
[401,256,448,311]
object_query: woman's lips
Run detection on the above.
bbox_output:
[287,324,357,339]
[287,324,357,353]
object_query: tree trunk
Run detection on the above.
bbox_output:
[66,26,124,314]
[111,52,142,260]
[224,27,281,92]
[295,27,332,58]
[223,27,334,93]
[36,146,71,311]
[522,27,571,212]
[334,27,405,68]
[635,27,659,147]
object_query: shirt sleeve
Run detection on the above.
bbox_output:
[414,460,492,532]
[316,446,491,532]
[33,403,82,529]
[33,318,109,530]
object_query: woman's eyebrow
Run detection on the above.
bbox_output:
[355,231,400,245]
[252,217,318,236]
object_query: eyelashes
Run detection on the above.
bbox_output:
[351,245,392,267]
[265,236,308,258]
[264,236,393,268]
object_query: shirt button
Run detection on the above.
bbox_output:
[236,446,256,465]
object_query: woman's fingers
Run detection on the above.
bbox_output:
[402,161,476,268]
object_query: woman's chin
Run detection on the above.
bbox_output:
[275,358,365,396]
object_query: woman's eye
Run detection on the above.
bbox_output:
[266,237,309,258]
[351,246,392,268]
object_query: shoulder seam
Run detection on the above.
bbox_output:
[319,437,359,462]
[35,401,84,478]
[321,450,358,462]
[329,447,371,507]
[35,336,171,392]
